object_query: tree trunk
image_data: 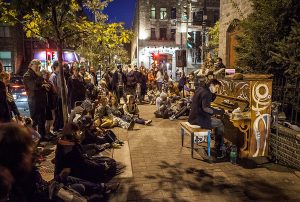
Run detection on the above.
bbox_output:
[57,40,68,124]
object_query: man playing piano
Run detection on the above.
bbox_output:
[188,79,226,159]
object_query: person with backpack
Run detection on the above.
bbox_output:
[126,67,137,97]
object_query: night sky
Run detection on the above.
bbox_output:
[103,0,136,29]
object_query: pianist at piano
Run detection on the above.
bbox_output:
[188,79,228,159]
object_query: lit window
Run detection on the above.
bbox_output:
[151,7,156,19]
[160,8,167,20]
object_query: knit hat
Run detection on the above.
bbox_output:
[81,99,93,112]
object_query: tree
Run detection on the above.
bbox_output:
[271,20,300,78]
[208,21,219,58]
[0,0,111,123]
[76,22,133,70]
[234,0,300,73]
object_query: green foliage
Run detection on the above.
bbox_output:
[271,20,300,78]
[208,21,219,58]
[234,0,300,73]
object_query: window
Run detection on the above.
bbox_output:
[150,28,156,40]
[171,7,176,19]
[170,29,176,41]
[150,7,156,19]
[0,26,10,37]
[160,28,167,40]
[160,8,167,20]
[193,10,203,26]
[0,51,12,72]
[213,10,220,23]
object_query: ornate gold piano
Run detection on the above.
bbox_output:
[212,74,273,158]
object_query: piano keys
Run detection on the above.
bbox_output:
[212,74,273,158]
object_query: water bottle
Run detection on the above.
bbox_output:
[230,145,237,164]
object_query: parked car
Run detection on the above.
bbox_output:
[9,76,30,115]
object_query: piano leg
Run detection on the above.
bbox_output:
[181,127,184,146]
[207,131,211,157]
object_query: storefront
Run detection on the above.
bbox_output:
[33,49,79,71]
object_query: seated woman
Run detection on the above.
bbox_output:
[155,92,173,119]
[94,97,134,130]
[123,95,152,125]
[69,98,94,123]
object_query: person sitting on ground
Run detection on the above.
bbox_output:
[167,81,180,102]
[123,95,152,125]
[169,89,195,121]
[155,92,173,119]
[54,122,118,184]
[94,97,134,130]
[69,98,94,123]
[146,82,158,105]
[98,79,109,97]
[188,79,226,159]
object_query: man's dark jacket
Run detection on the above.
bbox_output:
[112,70,127,91]
[188,85,223,129]
[23,68,47,107]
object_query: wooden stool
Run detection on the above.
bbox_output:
[180,122,211,158]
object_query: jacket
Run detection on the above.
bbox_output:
[0,81,11,122]
[112,70,126,90]
[126,70,137,88]
[23,68,47,105]
[188,85,224,129]
[67,75,86,109]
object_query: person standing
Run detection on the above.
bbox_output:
[49,61,65,132]
[67,66,86,110]
[156,68,163,92]
[126,67,137,97]
[23,59,49,140]
[0,72,12,123]
[112,65,126,102]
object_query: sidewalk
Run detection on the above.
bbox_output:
[110,104,300,202]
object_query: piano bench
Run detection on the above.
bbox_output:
[180,122,211,158]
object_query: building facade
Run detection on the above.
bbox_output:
[0,23,79,74]
[0,24,24,73]
[218,0,252,68]
[132,0,220,77]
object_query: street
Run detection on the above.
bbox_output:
[39,104,300,201]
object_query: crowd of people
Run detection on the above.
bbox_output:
[0,56,227,201]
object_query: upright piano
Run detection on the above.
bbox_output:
[212,74,273,158]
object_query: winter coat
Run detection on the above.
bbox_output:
[23,68,47,109]
[0,81,11,122]
[67,75,86,109]
[112,71,126,90]
[126,70,137,88]
[188,85,224,129]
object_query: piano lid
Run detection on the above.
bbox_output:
[213,94,250,112]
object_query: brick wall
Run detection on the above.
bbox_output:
[218,0,252,66]
[270,124,300,170]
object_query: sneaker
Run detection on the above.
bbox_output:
[111,143,121,149]
[127,120,135,130]
[169,115,176,121]
[145,120,152,125]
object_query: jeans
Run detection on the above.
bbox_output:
[211,117,224,149]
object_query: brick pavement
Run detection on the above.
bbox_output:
[109,104,300,202]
